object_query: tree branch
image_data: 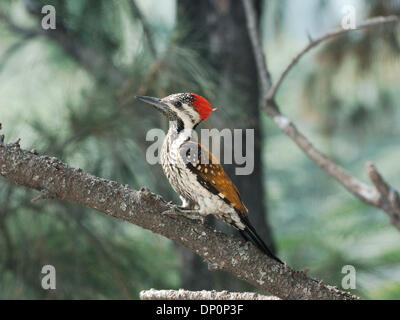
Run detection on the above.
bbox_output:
[242,0,400,230]
[267,15,399,100]
[140,289,280,300]
[0,136,357,300]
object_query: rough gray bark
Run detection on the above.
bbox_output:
[140,289,280,300]
[176,0,275,291]
[0,139,358,300]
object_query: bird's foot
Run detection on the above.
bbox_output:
[162,205,205,223]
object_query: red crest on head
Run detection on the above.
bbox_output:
[190,93,216,120]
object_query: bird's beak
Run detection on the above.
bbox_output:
[136,96,168,114]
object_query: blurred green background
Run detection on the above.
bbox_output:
[0,0,399,299]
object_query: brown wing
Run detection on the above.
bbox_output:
[180,140,248,216]
[181,141,284,264]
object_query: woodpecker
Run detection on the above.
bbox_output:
[137,93,283,264]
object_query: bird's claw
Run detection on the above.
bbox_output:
[162,206,205,223]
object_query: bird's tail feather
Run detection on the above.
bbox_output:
[237,213,283,264]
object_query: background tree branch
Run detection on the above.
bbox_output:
[242,0,400,230]
[266,15,400,100]
[140,289,280,300]
[0,135,357,300]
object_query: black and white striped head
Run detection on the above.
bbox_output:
[137,93,216,130]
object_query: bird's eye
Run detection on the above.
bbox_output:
[174,101,182,108]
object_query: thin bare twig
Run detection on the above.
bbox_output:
[267,15,399,100]
[242,0,272,96]
[366,162,400,227]
[242,0,400,229]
